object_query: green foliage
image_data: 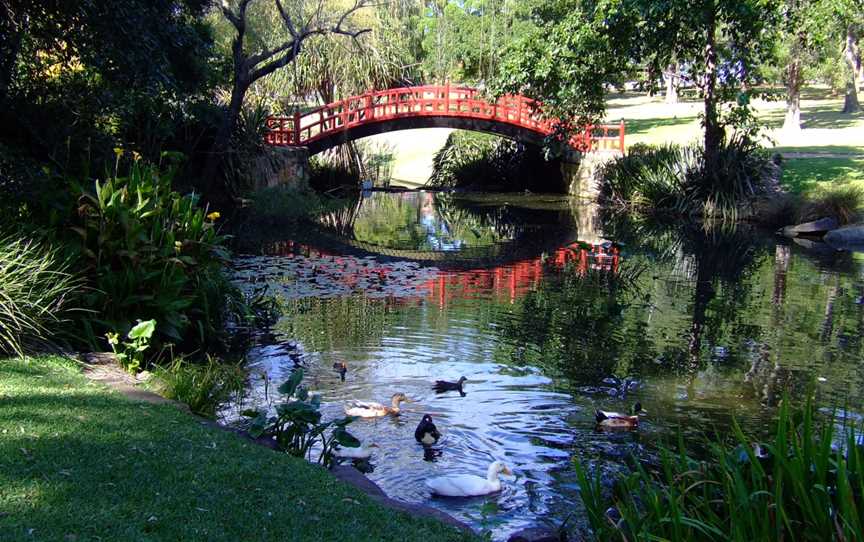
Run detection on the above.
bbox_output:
[70,159,242,350]
[153,355,247,418]
[106,319,156,374]
[798,184,864,225]
[243,368,359,467]
[492,0,637,126]
[428,132,559,190]
[575,398,864,541]
[0,235,81,357]
[598,137,778,222]
[309,158,361,192]
[1,1,217,181]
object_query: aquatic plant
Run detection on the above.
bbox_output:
[575,397,864,541]
[0,235,81,357]
[106,319,156,374]
[243,368,360,466]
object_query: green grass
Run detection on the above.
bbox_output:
[781,156,864,195]
[0,356,476,542]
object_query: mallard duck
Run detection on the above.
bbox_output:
[345,393,411,417]
[595,402,646,429]
[426,460,513,497]
[414,414,441,445]
[335,442,379,460]
[333,361,347,381]
[433,376,467,393]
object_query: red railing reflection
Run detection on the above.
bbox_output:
[259,240,621,308]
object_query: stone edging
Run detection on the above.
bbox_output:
[77,353,473,535]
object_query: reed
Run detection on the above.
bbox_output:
[0,235,81,357]
[576,397,864,541]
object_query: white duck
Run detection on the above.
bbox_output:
[345,393,411,418]
[426,461,513,497]
[334,442,379,460]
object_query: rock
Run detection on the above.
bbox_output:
[824,224,864,252]
[508,526,567,542]
[778,217,839,238]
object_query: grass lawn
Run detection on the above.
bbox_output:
[781,156,864,195]
[0,356,475,542]
[605,86,864,152]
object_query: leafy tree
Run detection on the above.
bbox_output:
[495,0,780,169]
[203,0,372,198]
[0,0,214,177]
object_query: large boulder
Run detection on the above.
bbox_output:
[778,217,839,238]
[824,224,864,251]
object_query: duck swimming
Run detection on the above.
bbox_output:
[332,361,347,381]
[345,393,411,418]
[433,376,467,394]
[595,402,646,429]
[335,442,379,460]
[414,414,441,445]
[426,460,513,497]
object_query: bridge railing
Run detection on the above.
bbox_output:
[264,85,625,153]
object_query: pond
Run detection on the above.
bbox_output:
[229,190,864,539]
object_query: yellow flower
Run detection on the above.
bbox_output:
[132,151,141,161]
[206,211,221,221]
[113,147,124,157]
[105,332,119,346]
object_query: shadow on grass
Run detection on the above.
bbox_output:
[781,157,864,194]
[761,104,863,130]
[623,116,697,135]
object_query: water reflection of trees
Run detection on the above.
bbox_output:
[494,217,770,390]
[317,192,578,252]
[495,213,864,412]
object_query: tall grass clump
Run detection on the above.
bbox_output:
[599,136,778,222]
[0,236,81,356]
[152,355,246,418]
[576,398,864,541]
[799,184,864,226]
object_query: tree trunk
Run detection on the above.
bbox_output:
[783,30,805,131]
[201,76,249,203]
[0,6,24,105]
[842,25,861,114]
[703,1,722,173]
[664,63,679,104]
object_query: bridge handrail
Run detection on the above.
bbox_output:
[264,84,624,153]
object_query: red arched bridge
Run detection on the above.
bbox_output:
[264,84,625,155]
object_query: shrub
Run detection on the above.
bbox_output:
[71,158,245,352]
[152,355,246,418]
[599,137,777,222]
[576,398,864,541]
[0,235,81,357]
[428,131,561,190]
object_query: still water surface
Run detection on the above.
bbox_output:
[230,191,864,538]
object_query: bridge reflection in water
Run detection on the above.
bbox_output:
[261,238,621,308]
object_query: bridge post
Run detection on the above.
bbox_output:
[618,119,625,153]
[444,83,450,114]
[293,111,301,145]
[366,93,373,120]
